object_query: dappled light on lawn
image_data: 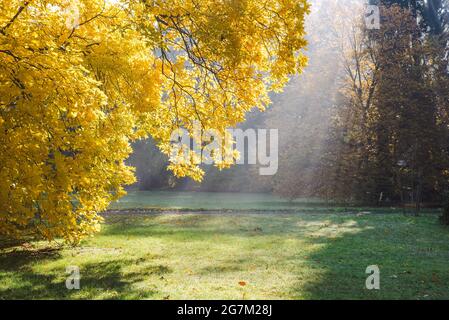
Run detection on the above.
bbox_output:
[1,212,449,299]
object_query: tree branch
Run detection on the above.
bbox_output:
[0,2,30,35]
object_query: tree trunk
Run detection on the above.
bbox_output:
[441,191,449,225]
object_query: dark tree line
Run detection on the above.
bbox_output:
[314,1,449,214]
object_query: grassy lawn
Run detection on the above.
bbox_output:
[109,190,326,211]
[1,211,449,299]
[109,191,439,214]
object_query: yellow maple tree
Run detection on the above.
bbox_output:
[0,0,309,242]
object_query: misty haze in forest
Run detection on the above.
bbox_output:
[128,0,350,193]
[128,0,449,210]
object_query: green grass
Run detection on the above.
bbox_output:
[109,190,325,211]
[109,190,439,214]
[1,211,449,299]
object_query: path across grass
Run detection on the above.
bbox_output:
[1,211,448,299]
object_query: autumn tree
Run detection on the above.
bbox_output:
[0,0,310,242]
[322,3,449,208]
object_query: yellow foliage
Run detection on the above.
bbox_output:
[0,0,309,242]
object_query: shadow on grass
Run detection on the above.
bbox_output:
[0,249,169,299]
[105,214,449,299]
[292,216,449,299]
[0,247,62,270]
[2,213,448,299]
[142,213,449,299]
[102,213,325,240]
